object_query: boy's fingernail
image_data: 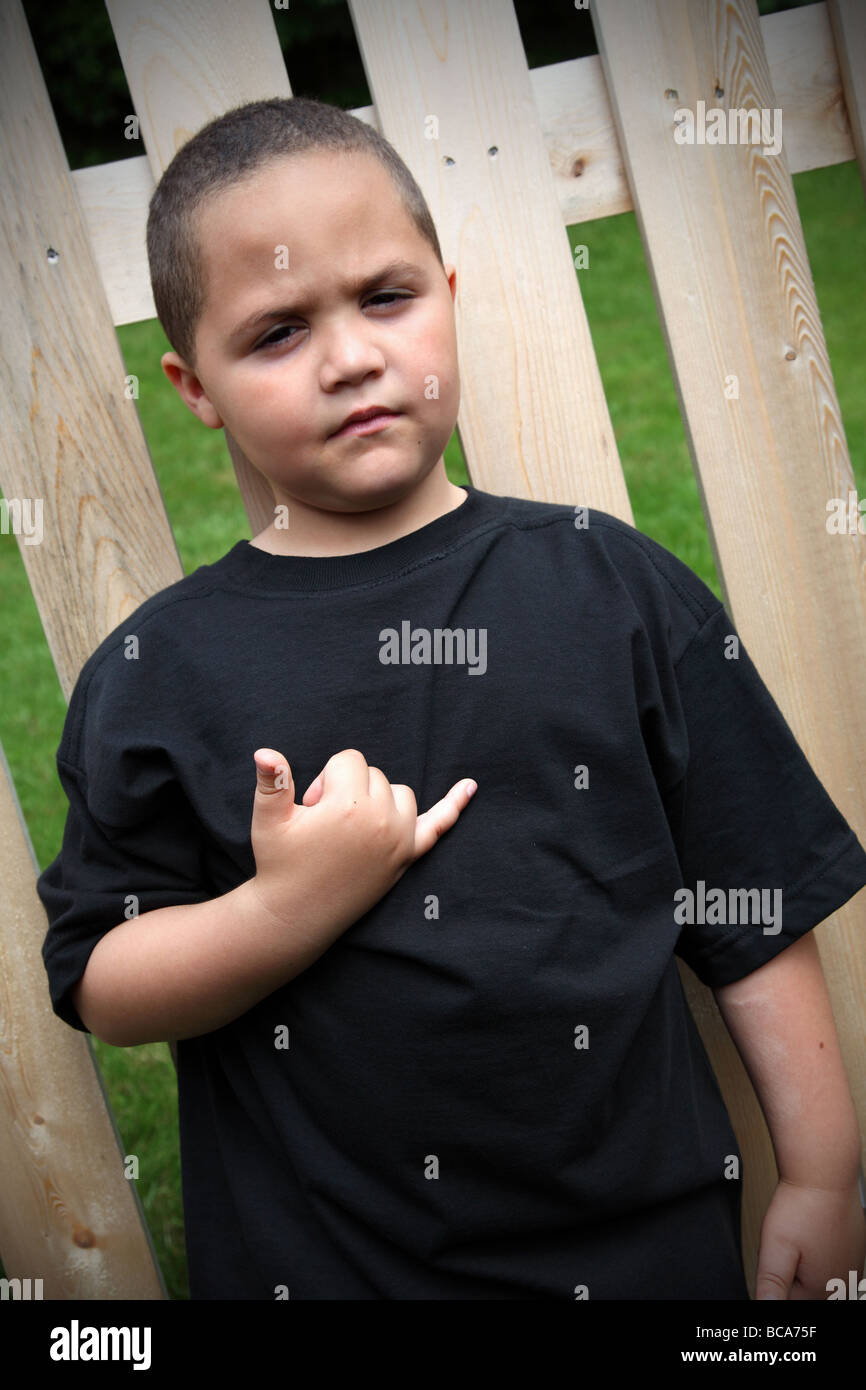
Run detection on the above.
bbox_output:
[466,780,477,797]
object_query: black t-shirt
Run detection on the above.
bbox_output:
[37,484,866,1300]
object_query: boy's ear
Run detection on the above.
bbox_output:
[160,350,224,429]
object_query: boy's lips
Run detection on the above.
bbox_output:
[329,408,402,439]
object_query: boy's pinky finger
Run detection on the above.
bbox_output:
[413,781,476,859]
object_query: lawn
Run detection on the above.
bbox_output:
[1,158,863,1299]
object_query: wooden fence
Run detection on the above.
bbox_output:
[0,0,864,1299]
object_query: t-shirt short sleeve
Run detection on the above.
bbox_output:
[662,603,866,989]
[37,658,212,1033]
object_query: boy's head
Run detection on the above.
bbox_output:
[147,97,461,519]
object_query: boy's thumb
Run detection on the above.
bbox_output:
[253,748,294,800]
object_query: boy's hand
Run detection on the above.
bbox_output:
[754,1176,866,1299]
[248,747,476,934]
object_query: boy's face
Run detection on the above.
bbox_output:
[161,149,460,516]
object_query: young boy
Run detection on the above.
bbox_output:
[38,96,866,1301]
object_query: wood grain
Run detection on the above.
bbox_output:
[592,0,866,1294]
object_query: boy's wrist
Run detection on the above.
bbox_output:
[240,873,292,934]
[774,1123,862,1193]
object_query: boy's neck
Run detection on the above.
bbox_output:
[249,471,468,559]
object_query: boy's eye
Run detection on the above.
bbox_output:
[256,324,299,350]
[254,292,411,351]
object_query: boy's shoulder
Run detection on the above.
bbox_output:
[497,491,724,646]
[59,551,235,768]
[76,557,223,676]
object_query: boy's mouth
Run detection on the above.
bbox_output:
[330,408,401,439]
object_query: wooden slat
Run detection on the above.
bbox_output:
[70,157,157,329]
[348,0,629,517]
[0,0,174,1297]
[0,741,165,1298]
[71,3,855,331]
[591,0,866,1294]
[828,0,866,196]
[0,55,186,698]
[106,0,290,175]
[105,0,291,540]
[760,2,857,176]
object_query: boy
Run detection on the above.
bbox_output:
[38,96,866,1301]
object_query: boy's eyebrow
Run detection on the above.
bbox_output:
[227,259,427,342]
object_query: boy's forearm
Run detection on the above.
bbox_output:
[73,877,334,1047]
[713,931,863,1190]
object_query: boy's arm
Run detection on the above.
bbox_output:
[713,930,866,1298]
[71,876,340,1047]
[712,931,861,1190]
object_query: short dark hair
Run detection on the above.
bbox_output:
[146,96,446,369]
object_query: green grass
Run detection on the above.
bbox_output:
[1,159,863,1299]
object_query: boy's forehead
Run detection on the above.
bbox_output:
[202,149,398,235]
[196,149,418,272]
